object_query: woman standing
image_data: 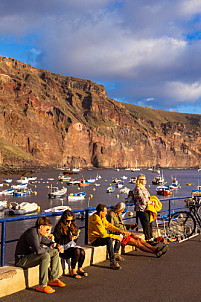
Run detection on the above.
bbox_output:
[134,174,153,243]
[53,209,88,278]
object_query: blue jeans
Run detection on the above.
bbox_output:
[92,237,121,262]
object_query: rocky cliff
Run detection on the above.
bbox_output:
[0,56,201,169]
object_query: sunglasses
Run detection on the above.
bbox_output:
[66,219,72,222]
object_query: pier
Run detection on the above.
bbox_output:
[0,234,201,301]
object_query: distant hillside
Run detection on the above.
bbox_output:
[0,56,201,169]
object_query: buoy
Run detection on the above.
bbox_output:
[116,194,119,198]
[93,188,95,191]
[105,180,107,181]
[128,211,133,217]
[37,206,40,211]
[34,185,37,188]
[148,185,150,187]
[47,186,49,188]
[90,194,93,198]
[34,191,37,195]
[78,187,80,190]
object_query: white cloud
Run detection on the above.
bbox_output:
[164,81,201,102]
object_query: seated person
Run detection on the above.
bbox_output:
[54,209,87,279]
[107,202,168,258]
[15,216,65,294]
[88,203,126,270]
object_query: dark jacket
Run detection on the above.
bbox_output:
[15,227,53,263]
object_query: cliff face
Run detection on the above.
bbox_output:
[0,56,201,168]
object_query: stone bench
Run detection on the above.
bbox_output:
[0,230,148,298]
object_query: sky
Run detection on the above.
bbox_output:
[1,0,201,114]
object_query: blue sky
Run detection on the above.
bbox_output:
[1,0,201,114]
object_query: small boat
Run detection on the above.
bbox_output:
[48,186,67,199]
[0,200,7,211]
[78,180,90,187]
[4,178,12,183]
[95,174,102,180]
[152,174,165,185]
[156,186,172,196]
[107,186,115,193]
[120,187,130,194]
[11,183,28,190]
[68,192,86,201]
[112,178,121,183]
[86,178,96,183]
[16,177,29,184]
[75,207,95,219]
[4,202,39,215]
[121,176,128,180]
[129,177,137,184]
[66,179,80,185]
[94,183,100,186]
[28,176,37,181]
[43,205,71,213]
[116,182,124,188]
[13,189,32,196]
[0,188,15,195]
[0,183,3,187]
[58,174,71,182]
[130,160,140,172]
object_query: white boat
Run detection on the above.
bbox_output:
[120,187,130,194]
[11,183,28,190]
[129,177,137,184]
[95,174,102,180]
[86,178,96,183]
[16,177,29,184]
[48,186,67,198]
[121,176,128,180]
[4,179,12,183]
[0,188,15,195]
[0,183,3,187]
[0,200,7,211]
[116,182,124,188]
[43,205,71,213]
[58,174,71,182]
[107,186,115,193]
[4,202,39,215]
[28,176,37,181]
[68,192,86,201]
[13,189,32,196]
[130,160,140,172]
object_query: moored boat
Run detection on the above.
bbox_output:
[78,180,90,187]
[156,186,172,196]
[0,188,15,195]
[68,192,86,201]
[48,186,67,198]
[58,174,71,182]
[43,205,71,213]
[107,186,115,193]
[4,202,39,215]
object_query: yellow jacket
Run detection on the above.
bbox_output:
[146,196,162,223]
[88,213,121,243]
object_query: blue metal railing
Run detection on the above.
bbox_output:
[0,196,190,267]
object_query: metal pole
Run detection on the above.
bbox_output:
[169,199,171,222]
[1,221,6,267]
[84,209,89,245]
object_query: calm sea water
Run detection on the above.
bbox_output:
[1,168,200,264]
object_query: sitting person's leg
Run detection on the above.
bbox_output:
[92,237,115,263]
[16,252,51,286]
[48,248,61,282]
[114,239,124,261]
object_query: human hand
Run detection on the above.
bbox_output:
[117,235,123,242]
[48,234,55,241]
[57,244,64,253]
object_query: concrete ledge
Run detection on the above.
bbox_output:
[0,231,149,298]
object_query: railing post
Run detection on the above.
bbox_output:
[1,221,6,267]
[84,209,89,245]
[169,199,171,222]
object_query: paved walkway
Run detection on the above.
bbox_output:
[1,235,201,302]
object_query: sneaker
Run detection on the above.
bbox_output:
[110,260,121,270]
[115,254,125,261]
[156,245,168,258]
